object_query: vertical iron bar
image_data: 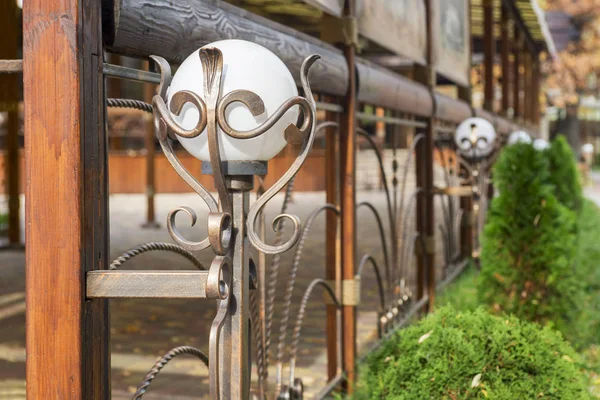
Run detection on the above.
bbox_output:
[415,0,436,313]
[142,60,159,228]
[340,0,357,392]
[324,95,339,381]
[221,183,251,399]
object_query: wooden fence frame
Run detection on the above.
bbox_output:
[20,0,546,398]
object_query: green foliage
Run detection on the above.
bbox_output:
[478,143,582,338]
[437,264,478,312]
[547,135,583,211]
[570,199,600,349]
[354,307,591,399]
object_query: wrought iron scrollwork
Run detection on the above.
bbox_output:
[149,47,320,400]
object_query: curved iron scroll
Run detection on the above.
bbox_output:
[109,242,205,270]
[287,278,340,392]
[357,254,386,312]
[275,204,340,391]
[132,346,209,400]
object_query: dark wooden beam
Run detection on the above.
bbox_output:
[483,0,495,112]
[532,55,540,124]
[340,0,357,391]
[500,3,511,116]
[513,26,522,120]
[414,0,436,313]
[24,0,110,397]
[0,0,21,247]
[324,95,339,382]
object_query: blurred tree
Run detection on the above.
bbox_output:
[545,0,600,108]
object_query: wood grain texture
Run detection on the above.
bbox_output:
[340,0,357,391]
[106,0,348,96]
[24,0,109,398]
[357,59,433,118]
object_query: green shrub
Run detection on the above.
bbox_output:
[570,199,600,349]
[547,135,583,212]
[478,143,582,337]
[354,307,591,399]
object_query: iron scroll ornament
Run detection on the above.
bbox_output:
[151,49,320,256]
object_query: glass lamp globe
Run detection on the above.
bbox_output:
[508,130,532,145]
[167,39,299,161]
[533,138,550,151]
[582,143,594,154]
[455,117,496,158]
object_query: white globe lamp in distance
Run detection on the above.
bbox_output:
[168,39,299,161]
[533,138,550,151]
[582,143,594,154]
[508,130,532,145]
[454,117,496,159]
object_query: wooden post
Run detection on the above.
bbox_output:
[324,95,339,381]
[483,0,495,112]
[458,0,474,261]
[523,51,532,123]
[500,4,511,116]
[415,0,436,312]
[142,60,159,228]
[513,26,522,120]
[24,0,110,398]
[532,55,540,125]
[0,0,21,247]
[340,0,357,390]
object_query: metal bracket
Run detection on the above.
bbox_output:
[433,186,473,197]
[86,270,211,299]
[342,16,361,51]
[322,277,360,306]
[415,235,436,255]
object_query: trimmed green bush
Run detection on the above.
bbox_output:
[478,143,582,337]
[571,199,600,349]
[354,307,591,399]
[547,135,583,212]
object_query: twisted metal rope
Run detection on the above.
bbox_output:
[110,242,205,270]
[265,179,296,372]
[107,98,153,113]
[275,204,339,391]
[132,346,209,400]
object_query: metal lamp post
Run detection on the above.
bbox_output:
[454,118,497,258]
[151,39,320,400]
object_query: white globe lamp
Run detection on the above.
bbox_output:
[508,130,532,145]
[455,117,496,159]
[533,138,550,151]
[167,39,299,161]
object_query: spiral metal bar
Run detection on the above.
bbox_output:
[356,128,396,281]
[109,242,205,270]
[275,204,340,391]
[288,279,340,390]
[264,179,296,381]
[357,254,386,312]
[132,346,209,400]
[107,98,153,113]
[396,134,425,262]
[356,201,392,301]
[399,189,423,287]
